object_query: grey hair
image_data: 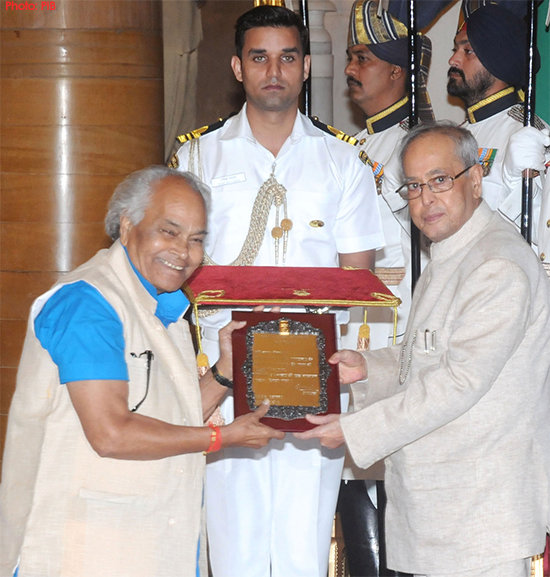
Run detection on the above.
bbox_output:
[398,121,480,181]
[105,166,211,240]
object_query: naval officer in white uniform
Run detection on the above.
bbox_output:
[172,5,384,577]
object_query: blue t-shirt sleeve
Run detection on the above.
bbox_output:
[34,281,129,384]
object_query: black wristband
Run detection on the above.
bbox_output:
[211,363,233,389]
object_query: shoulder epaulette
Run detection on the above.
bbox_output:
[508,105,547,131]
[358,150,372,167]
[167,152,179,169]
[310,117,358,146]
[399,118,410,132]
[176,117,229,144]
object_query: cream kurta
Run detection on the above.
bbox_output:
[0,241,206,577]
[341,201,550,574]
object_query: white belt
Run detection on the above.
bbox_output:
[202,327,222,342]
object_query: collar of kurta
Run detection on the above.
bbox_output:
[220,103,324,144]
[122,245,190,327]
[430,200,494,262]
[466,87,521,124]
[364,96,409,135]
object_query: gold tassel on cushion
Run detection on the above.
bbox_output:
[197,352,209,378]
[194,302,210,377]
[194,302,226,427]
[357,308,370,351]
[530,554,543,577]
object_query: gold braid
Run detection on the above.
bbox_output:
[202,165,288,267]
[189,141,289,317]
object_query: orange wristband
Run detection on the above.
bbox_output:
[205,423,222,454]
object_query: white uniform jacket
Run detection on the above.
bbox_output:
[355,100,410,274]
[464,88,549,243]
[342,98,429,481]
[173,105,383,577]
[343,96,421,353]
[538,167,550,269]
[341,201,550,574]
[175,104,384,330]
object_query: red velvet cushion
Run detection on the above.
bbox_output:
[185,266,398,308]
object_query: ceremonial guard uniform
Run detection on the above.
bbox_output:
[447,3,550,248]
[539,173,550,272]
[342,0,434,353]
[173,104,384,577]
[339,103,416,577]
[461,88,549,239]
[339,4,434,575]
[342,99,413,353]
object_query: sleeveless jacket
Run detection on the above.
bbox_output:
[0,241,207,577]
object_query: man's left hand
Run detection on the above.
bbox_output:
[293,413,345,449]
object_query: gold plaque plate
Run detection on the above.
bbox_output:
[232,312,340,432]
[252,332,320,407]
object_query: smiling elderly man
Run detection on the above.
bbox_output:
[0,166,283,577]
[298,123,550,577]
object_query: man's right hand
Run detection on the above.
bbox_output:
[222,400,285,448]
[328,349,368,385]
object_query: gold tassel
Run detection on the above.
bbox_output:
[193,301,209,376]
[194,301,226,426]
[530,554,544,577]
[197,352,209,378]
[357,308,370,351]
[392,305,398,345]
[198,344,226,426]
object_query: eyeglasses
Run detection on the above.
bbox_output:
[130,350,154,413]
[396,164,476,200]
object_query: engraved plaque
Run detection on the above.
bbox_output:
[252,333,320,407]
[232,312,340,432]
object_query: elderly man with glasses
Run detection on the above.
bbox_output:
[298,122,550,577]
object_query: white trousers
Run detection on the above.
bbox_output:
[203,334,346,577]
[414,557,531,577]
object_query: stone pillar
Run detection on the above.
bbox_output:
[0,0,164,467]
[308,0,337,123]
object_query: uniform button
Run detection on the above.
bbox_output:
[168,517,176,526]
[541,253,546,261]
[546,219,550,227]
